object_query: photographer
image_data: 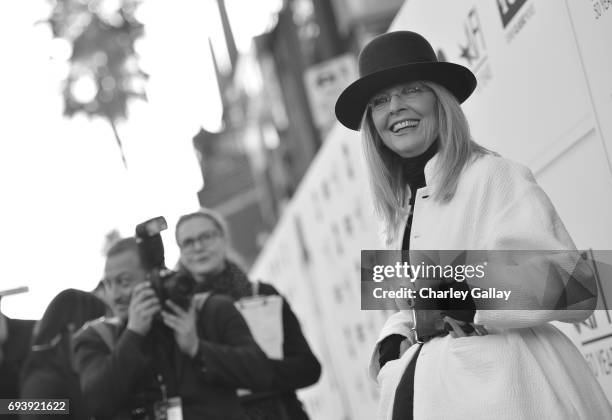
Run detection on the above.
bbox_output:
[73,237,273,420]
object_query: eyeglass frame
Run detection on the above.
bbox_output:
[179,229,222,251]
[368,82,432,112]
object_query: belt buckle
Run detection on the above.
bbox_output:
[412,308,449,344]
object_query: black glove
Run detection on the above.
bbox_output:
[378,334,406,369]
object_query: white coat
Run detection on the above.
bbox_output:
[369,153,612,419]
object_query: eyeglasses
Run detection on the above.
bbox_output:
[369,84,430,111]
[179,230,221,251]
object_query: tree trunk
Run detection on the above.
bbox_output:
[108,118,128,169]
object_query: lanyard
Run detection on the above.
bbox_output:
[157,374,168,403]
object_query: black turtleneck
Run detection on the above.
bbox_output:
[379,140,440,370]
[399,137,476,324]
[401,139,439,250]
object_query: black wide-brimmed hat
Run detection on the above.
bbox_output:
[335,31,477,131]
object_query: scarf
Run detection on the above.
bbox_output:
[193,259,252,301]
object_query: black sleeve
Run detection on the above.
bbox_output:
[0,318,35,399]
[20,368,73,420]
[72,325,149,418]
[378,334,406,369]
[192,296,274,391]
[254,283,321,391]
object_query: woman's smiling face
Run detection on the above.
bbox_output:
[370,81,438,158]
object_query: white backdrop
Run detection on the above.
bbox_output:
[251,124,389,420]
[251,0,612,418]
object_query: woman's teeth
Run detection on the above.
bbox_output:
[391,119,419,133]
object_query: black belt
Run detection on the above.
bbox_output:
[391,312,482,420]
[411,309,475,343]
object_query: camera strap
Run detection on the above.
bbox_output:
[193,292,211,311]
[153,374,184,420]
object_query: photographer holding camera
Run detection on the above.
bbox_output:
[73,233,274,420]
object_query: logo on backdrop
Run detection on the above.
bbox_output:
[457,7,493,93]
[303,54,359,134]
[496,0,528,27]
[496,0,536,42]
[436,49,447,62]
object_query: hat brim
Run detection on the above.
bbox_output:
[335,62,476,131]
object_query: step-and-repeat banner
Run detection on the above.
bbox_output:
[251,124,389,420]
[251,1,612,418]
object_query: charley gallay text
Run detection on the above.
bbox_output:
[372,287,512,301]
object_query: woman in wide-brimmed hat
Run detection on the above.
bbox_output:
[336,31,611,419]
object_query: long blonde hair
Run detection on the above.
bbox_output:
[361,81,491,243]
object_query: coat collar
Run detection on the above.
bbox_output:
[404,152,440,203]
[423,152,441,187]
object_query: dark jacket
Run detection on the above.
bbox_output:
[72,294,274,420]
[241,283,321,420]
[0,318,35,399]
[20,340,88,420]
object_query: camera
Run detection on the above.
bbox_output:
[135,216,195,311]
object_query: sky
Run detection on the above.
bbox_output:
[0,0,281,319]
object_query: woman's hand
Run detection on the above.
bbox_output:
[162,300,199,357]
